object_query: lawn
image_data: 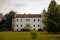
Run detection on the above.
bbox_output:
[0,32,60,40]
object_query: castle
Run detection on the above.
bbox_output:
[12,13,43,31]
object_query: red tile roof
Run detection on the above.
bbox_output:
[15,14,42,18]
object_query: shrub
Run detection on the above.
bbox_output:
[30,30,38,40]
[38,28,43,31]
[20,28,30,31]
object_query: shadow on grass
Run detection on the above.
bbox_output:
[55,36,60,40]
[0,35,4,40]
[45,32,60,34]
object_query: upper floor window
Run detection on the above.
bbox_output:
[26,19,30,21]
[17,19,18,22]
[34,19,35,22]
[21,19,22,22]
[38,19,40,22]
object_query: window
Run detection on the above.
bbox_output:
[17,25,18,27]
[21,25,22,27]
[21,19,22,22]
[34,19,35,22]
[26,19,30,21]
[34,25,35,27]
[38,25,40,27]
[17,29,18,31]
[38,19,40,21]
[17,19,18,22]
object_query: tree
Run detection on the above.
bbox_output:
[5,11,16,31]
[5,13,10,31]
[0,13,3,17]
[42,9,46,14]
[42,9,47,31]
[0,11,16,31]
[0,13,3,21]
[55,5,60,32]
[0,18,7,31]
[9,11,16,18]
[43,0,60,33]
[8,11,16,31]
[30,30,38,40]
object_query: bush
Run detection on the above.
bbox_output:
[20,28,30,31]
[38,28,43,31]
[30,30,38,40]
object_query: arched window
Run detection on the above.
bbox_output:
[38,25,40,27]
[17,19,18,22]
[38,19,40,22]
[34,25,35,27]
[17,25,18,27]
[21,25,22,27]
[17,29,18,31]
[34,19,35,22]
[21,19,22,22]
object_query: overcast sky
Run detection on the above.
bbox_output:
[0,0,60,15]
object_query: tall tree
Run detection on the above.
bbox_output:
[8,11,16,31]
[5,11,16,31]
[0,18,7,31]
[0,13,3,21]
[55,5,60,32]
[43,0,59,33]
[0,13,3,17]
[42,9,46,14]
[42,9,47,31]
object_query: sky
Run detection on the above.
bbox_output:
[0,0,60,15]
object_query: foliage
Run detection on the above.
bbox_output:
[5,11,16,31]
[42,9,46,14]
[0,11,16,31]
[0,13,3,17]
[30,30,38,40]
[20,28,30,31]
[0,18,7,31]
[43,0,60,33]
[38,29,43,31]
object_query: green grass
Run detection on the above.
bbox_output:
[0,32,60,40]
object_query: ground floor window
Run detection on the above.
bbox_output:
[38,25,40,27]
[17,29,18,31]
[21,25,22,27]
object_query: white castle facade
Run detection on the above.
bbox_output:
[12,14,43,31]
